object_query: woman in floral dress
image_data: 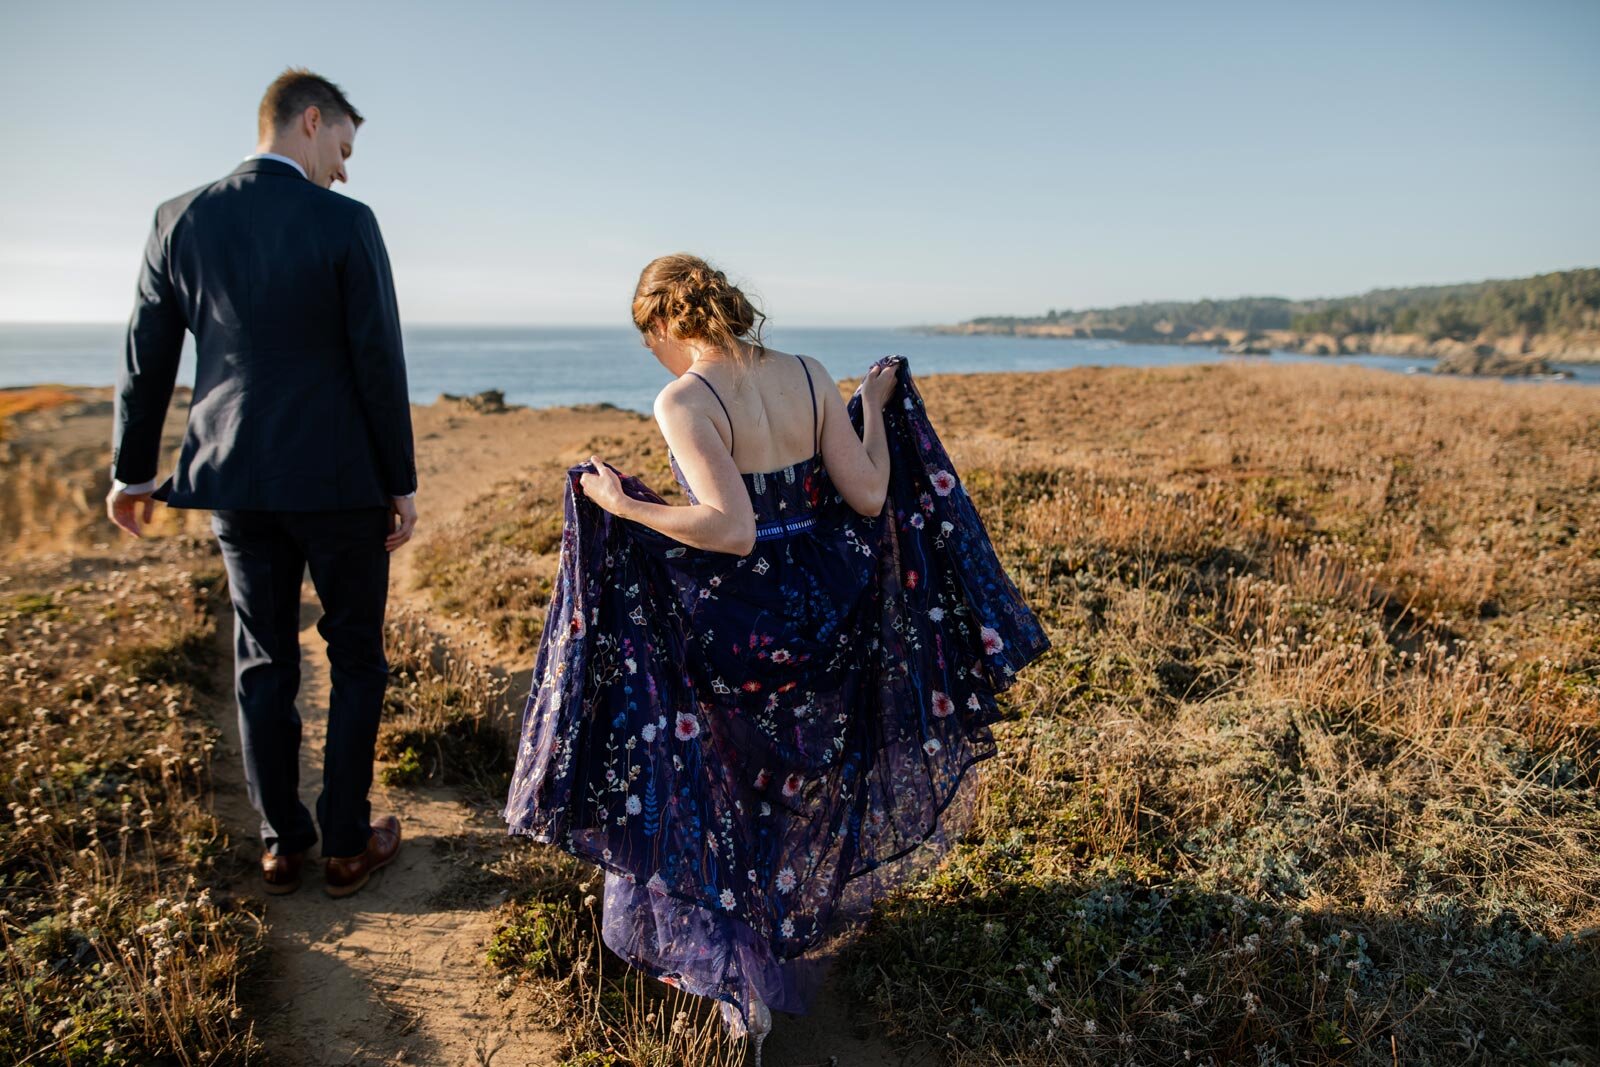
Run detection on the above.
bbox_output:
[503,254,1049,1062]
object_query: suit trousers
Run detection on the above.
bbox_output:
[211,507,391,858]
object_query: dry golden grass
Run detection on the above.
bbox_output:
[0,539,265,1065]
[0,385,81,430]
[375,607,516,792]
[428,362,1600,1065]
[836,364,1600,1064]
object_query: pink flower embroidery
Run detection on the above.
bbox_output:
[674,712,701,740]
[980,626,1004,656]
[923,738,943,755]
[931,691,955,718]
[930,469,957,496]
[782,772,804,797]
[753,768,772,790]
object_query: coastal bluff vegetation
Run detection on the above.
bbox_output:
[932,267,1600,375]
[2,361,1597,1065]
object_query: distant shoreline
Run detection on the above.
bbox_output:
[918,323,1600,374]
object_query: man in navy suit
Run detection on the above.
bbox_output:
[108,68,415,898]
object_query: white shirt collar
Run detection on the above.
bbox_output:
[243,152,308,180]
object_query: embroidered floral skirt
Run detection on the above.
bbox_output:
[503,357,1050,1029]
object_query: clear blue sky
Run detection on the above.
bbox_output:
[1,0,1595,326]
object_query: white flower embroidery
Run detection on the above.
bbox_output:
[780,917,795,937]
[776,867,797,893]
[625,795,642,815]
[923,738,942,755]
[720,888,736,910]
[928,606,945,622]
[930,469,957,496]
[675,712,701,740]
[967,693,982,711]
[980,626,1004,655]
[641,723,656,742]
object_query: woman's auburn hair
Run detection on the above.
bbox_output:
[632,254,767,362]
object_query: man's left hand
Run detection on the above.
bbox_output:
[387,495,418,552]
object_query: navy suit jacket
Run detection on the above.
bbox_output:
[113,158,417,511]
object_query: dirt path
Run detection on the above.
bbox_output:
[209,594,561,1066]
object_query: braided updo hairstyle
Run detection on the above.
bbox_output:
[632,254,767,364]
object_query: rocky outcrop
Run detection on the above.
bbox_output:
[1430,348,1570,378]
[440,389,515,414]
[1222,336,1272,355]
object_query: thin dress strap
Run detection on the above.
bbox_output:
[684,370,735,455]
[796,354,819,454]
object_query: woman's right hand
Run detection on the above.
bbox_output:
[860,362,898,410]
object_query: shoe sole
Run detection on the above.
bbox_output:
[262,878,302,896]
[322,844,400,898]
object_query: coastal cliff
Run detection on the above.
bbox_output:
[928,320,1600,364]
[930,268,1600,373]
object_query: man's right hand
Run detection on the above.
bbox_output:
[106,487,157,538]
[386,495,418,552]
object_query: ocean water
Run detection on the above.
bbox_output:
[3,323,1596,413]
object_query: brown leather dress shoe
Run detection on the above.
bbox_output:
[323,815,402,898]
[262,849,307,895]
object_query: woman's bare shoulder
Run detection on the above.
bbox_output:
[775,349,833,388]
[653,375,704,418]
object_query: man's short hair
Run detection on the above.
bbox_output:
[258,68,364,137]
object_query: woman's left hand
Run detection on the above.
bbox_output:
[578,455,630,516]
